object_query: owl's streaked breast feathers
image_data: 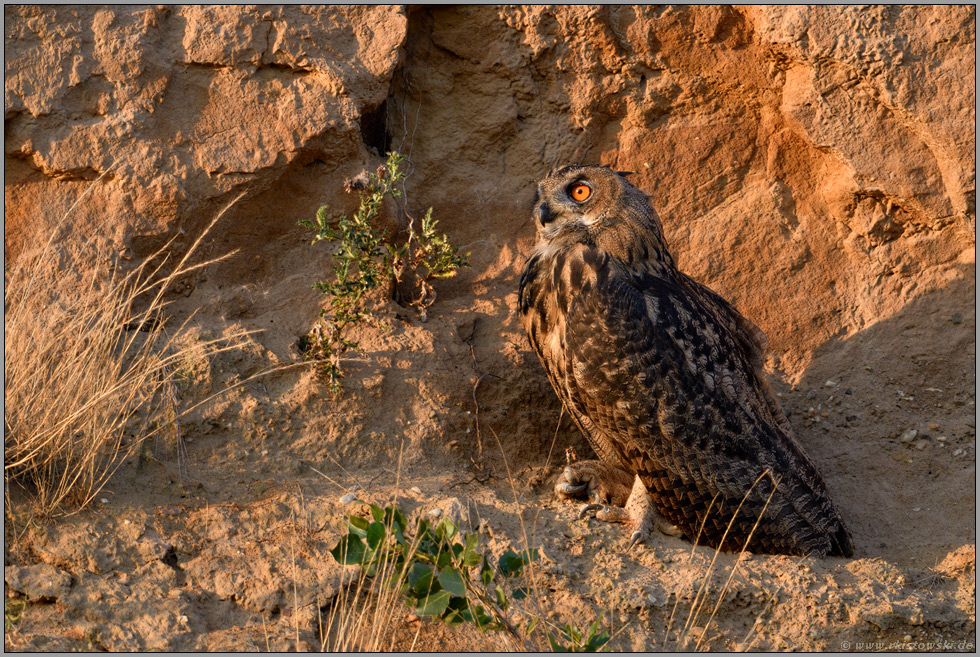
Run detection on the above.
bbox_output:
[519,165,853,557]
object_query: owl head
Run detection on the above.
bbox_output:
[530,165,673,268]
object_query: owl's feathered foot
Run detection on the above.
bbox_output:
[555,461,681,550]
[580,475,682,550]
[555,459,634,506]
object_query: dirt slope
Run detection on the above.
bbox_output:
[4,5,975,651]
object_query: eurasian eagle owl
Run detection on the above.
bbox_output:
[518,165,853,557]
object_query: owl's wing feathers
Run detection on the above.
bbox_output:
[553,251,851,556]
[675,273,796,438]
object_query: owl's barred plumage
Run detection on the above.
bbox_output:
[519,165,853,557]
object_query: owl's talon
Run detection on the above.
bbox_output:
[555,481,589,498]
[627,531,645,552]
[579,503,604,519]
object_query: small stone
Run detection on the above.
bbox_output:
[913,440,928,450]
[936,436,947,442]
[824,380,837,388]
[953,448,964,456]
[427,508,444,520]
[951,313,962,324]
[124,519,132,525]
[899,429,918,443]
[179,615,189,623]
[100,498,109,504]
[410,486,422,495]
[260,449,269,456]
[340,493,358,504]
[929,423,940,430]
[904,635,912,642]
[806,391,816,399]
[912,508,920,512]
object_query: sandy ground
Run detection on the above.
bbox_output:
[4,262,976,652]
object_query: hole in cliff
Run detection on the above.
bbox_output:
[360,100,392,156]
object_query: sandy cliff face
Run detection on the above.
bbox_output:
[5,5,973,365]
[4,5,975,651]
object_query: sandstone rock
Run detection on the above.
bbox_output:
[4,563,73,602]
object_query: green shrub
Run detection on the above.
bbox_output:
[299,152,468,392]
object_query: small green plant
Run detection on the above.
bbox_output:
[4,597,26,632]
[547,616,612,652]
[299,152,468,392]
[329,501,610,652]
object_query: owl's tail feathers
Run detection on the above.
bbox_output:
[829,521,855,558]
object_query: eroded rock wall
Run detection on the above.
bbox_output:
[5,5,975,378]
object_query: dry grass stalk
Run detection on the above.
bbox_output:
[4,178,247,518]
[663,470,781,651]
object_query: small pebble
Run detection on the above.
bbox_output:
[904,634,913,641]
[824,380,837,388]
[936,436,947,442]
[427,508,444,519]
[953,448,964,456]
[340,493,358,504]
[899,429,918,443]
[912,508,920,512]
[410,486,422,495]
[123,519,132,525]
[179,615,188,623]
[913,440,928,451]
[951,313,962,324]
[806,391,816,399]
[100,498,109,504]
[260,449,269,456]
[929,423,940,430]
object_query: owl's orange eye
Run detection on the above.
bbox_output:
[569,183,592,202]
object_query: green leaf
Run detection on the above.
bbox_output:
[411,567,435,597]
[520,548,540,565]
[406,562,431,589]
[547,633,570,652]
[513,585,532,600]
[498,549,523,577]
[438,568,466,597]
[436,518,458,541]
[369,504,384,523]
[462,533,481,567]
[415,589,452,617]
[329,534,365,565]
[480,556,494,587]
[366,521,385,550]
[348,515,370,538]
[494,585,507,610]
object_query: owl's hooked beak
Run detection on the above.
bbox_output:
[535,201,555,227]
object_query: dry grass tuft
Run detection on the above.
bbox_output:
[4,172,247,518]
